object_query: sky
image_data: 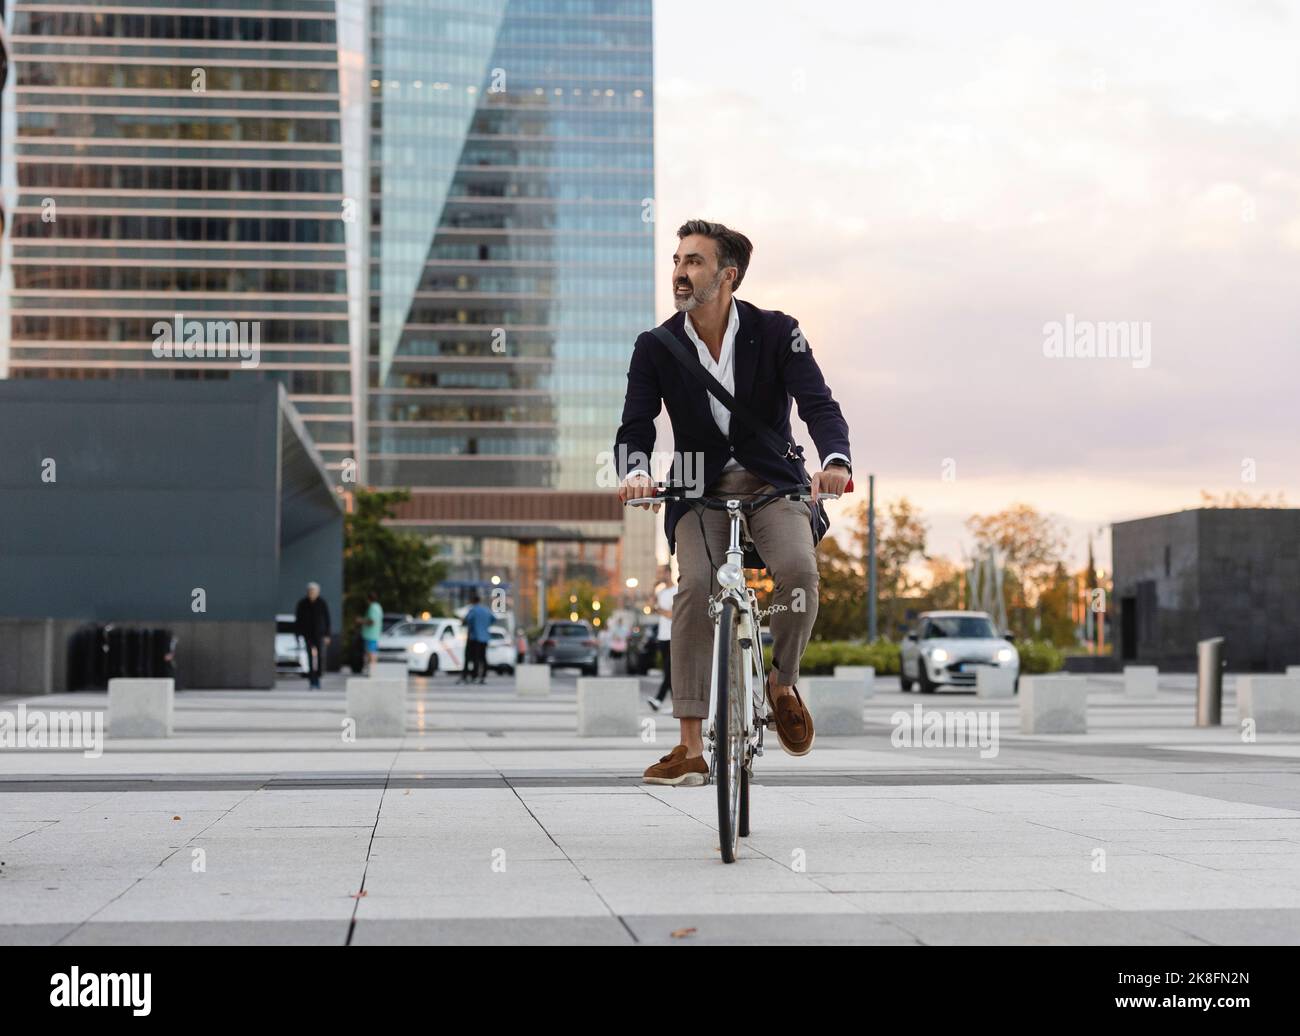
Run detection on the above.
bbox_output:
[648,0,1300,573]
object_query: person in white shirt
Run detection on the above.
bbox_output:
[615,219,853,785]
[647,564,677,711]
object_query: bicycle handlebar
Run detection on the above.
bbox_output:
[623,476,853,509]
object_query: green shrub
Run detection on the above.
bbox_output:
[1016,639,1065,674]
[761,638,900,675]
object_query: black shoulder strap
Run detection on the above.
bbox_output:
[649,324,799,462]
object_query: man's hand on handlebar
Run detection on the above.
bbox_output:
[619,473,661,512]
[811,465,851,503]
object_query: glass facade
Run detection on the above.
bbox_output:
[0,0,659,618]
[0,0,367,477]
[367,0,657,610]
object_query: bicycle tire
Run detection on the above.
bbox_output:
[714,598,744,863]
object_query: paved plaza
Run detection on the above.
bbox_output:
[2,671,1299,945]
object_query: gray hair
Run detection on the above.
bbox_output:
[676,219,754,291]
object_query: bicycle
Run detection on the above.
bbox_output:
[624,478,850,863]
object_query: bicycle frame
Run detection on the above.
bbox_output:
[703,500,768,778]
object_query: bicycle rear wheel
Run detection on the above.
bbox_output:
[713,598,745,863]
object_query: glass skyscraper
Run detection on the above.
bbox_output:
[0,0,658,619]
[367,0,657,615]
[0,0,368,478]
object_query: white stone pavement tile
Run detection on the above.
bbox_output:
[352,886,611,920]
[808,872,1059,893]
[838,889,1105,914]
[0,878,141,924]
[886,910,1205,946]
[598,891,869,916]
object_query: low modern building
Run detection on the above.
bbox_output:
[1111,507,1300,672]
[0,379,343,691]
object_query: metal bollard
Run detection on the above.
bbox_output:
[1196,637,1224,727]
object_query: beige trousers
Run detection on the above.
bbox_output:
[670,468,819,719]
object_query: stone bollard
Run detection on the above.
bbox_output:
[1285,666,1300,678]
[576,677,639,736]
[833,665,875,699]
[1019,674,1087,734]
[799,677,863,735]
[108,678,175,738]
[1124,665,1158,699]
[515,663,551,698]
[976,666,1016,698]
[1236,676,1300,733]
[346,677,406,737]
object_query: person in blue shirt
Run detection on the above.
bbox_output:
[459,593,494,685]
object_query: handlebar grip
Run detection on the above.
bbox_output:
[845,477,854,493]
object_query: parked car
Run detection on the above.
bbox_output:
[623,623,659,675]
[483,625,517,675]
[899,610,1019,693]
[274,614,308,675]
[376,619,465,675]
[382,611,413,633]
[532,620,599,676]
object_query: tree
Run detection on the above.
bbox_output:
[966,504,1067,608]
[344,488,446,633]
[1199,489,1288,508]
[921,556,964,612]
[813,534,864,640]
[1036,561,1077,646]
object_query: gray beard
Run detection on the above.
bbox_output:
[673,270,725,312]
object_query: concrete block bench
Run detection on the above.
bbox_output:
[346,677,406,737]
[976,666,1016,697]
[108,678,175,738]
[833,665,875,698]
[1019,674,1087,734]
[1124,665,1158,699]
[1236,675,1300,733]
[799,677,863,734]
[515,663,551,697]
[576,676,639,736]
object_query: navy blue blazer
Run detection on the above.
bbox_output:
[614,298,852,553]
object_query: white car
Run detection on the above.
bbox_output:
[899,610,1019,693]
[376,619,465,675]
[378,620,517,677]
[274,614,308,674]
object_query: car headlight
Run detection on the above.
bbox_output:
[997,647,1014,663]
[411,642,428,654]
[930,647,949,663]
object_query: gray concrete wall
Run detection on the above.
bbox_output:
[1198,509,1300,672]
[0,380,280,621]
[278,514,344,635]
[0,619,55,697]
[0,380,340,690]
[1112,509,1200,668]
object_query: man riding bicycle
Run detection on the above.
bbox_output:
[615,219,853,786]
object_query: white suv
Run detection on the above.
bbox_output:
[899,611,1019,693]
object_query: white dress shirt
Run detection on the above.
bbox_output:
[626,298,848,480]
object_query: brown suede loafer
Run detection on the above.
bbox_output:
[767,677,815,756]
[642,744,708,786]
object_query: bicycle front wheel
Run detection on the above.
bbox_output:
[713,598,745,863]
